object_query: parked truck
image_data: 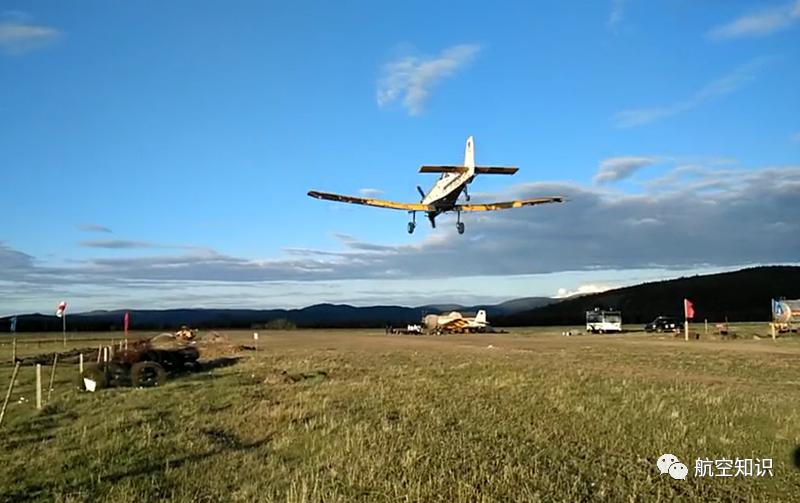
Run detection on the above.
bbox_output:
[586,309,622,334]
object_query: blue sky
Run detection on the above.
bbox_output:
[1,1,799,314]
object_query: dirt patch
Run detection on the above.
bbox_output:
[196,333,255,359]
[14,347,100,365]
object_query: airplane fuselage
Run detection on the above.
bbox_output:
[420,136,477,227]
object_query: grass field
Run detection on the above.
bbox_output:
[1,325,799,501]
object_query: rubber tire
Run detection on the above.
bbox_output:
[407,222,415,234]
[457,222,465,234]
[131,362,167,387]
[105,362,129,387]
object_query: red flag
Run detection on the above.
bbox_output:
[684,299,695,320]
[124,312,130,335]
[56,301,67,318]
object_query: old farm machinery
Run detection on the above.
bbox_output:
[80,333,200,391]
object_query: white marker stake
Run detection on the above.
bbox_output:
[35,364,42,410]
[47,354,58,403]
[254,332,259,352]
[684,320,689,342]
[79,353,84,374]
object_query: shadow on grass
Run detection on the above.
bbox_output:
[169,356,243,379]
[1,433,271,501]
[2,404,79,449]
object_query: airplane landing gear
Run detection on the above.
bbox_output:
[408,211,416,234]
[456,211,465,235]
[408,222,415,234]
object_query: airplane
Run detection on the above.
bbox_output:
[423,309,490,334]
[307,136,565,234]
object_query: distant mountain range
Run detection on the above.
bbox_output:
[2,266,798,331]
[0,298,555,332]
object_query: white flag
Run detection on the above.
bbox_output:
[56,301,67,318]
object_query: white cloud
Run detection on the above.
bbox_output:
[79,240,158,249]
[556,284,613,298]
[608,0,629,30]
[359,188,384,197]
[614,59,766,127]
[78,239,207,250]
[0,13,59,55]
[594,156,658,183]
[709,1,800,40]
[4,163,799,293]
[77,224,113,234]
[377,44,481,116]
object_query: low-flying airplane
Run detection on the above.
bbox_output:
[307,136,565,234]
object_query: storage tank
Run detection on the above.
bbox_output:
[773,299,800,324]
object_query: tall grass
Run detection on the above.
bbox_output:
[0,328,798,501]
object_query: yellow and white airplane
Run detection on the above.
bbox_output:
[308,136,564,234]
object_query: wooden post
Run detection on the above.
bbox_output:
[0,362,21,428]
[771,323,776,341]
[11,339,16,363]
[47,354,58,403]
[684,320,689,342]
[79,353,84,374]
[35,364,42,410]
[96,345,102,363]
[704,319,708,335]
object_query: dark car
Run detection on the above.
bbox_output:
[645,316,680,333]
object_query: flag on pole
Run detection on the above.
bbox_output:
[10,316,17,333]
[684,298,695,320]
[56,301,67,318]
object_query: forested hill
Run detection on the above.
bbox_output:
[495,266,800,326]
[0,298,554,332]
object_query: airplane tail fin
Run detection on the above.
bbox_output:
[475,309,487,324]
[464,136,475,170]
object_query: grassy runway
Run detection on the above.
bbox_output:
[0,326,799,501]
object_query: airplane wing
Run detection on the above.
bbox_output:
[419,165,467,174]
[418,165,518,174]
[308,191,432,211]
[455,196,565,212]
[441,318,469,329]
[474,166,518,175]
